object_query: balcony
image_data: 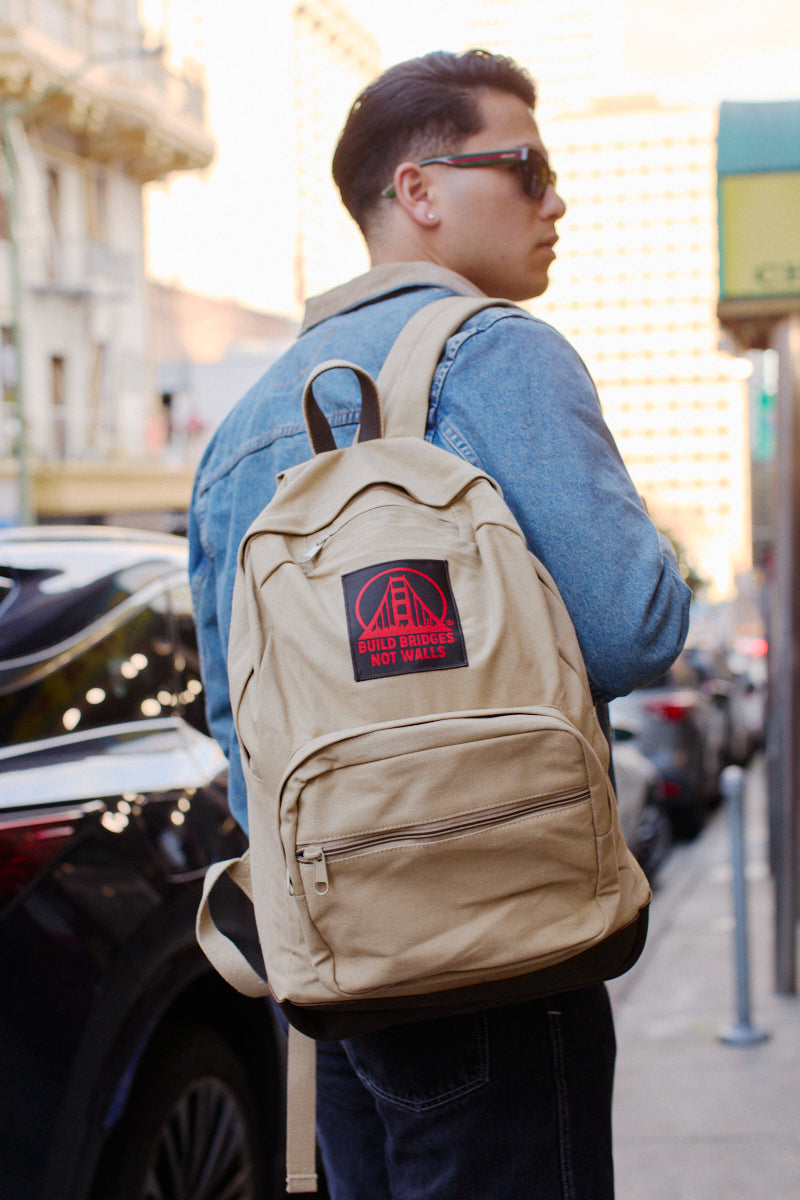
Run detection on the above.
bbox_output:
[0,1,214,180]
[27,236,135,297]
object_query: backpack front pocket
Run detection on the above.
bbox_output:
[280,709,615,997]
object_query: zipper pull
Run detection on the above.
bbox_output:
[299,846,329,894]
[298,539,326,564]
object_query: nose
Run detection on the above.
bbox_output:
[540,184,566,220]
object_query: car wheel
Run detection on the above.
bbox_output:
[93,1023,266,1200]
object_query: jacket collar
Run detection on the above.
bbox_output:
[300,263,487,334]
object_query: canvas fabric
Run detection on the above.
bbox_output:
[196,296,652,1192]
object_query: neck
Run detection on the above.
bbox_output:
[366,220,443,271]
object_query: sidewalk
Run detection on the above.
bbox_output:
[609,755,800,1200]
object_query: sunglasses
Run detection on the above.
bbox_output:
[381,147,557,202]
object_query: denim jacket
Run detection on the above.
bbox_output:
[189,263,691,830]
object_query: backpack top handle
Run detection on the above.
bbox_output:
[301,296,522,455]
[302,359,383,455]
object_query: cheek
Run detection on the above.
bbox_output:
[483,209,530,261]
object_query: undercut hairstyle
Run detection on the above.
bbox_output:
[332,49,537,234]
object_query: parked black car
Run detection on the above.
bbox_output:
[611,725,672,883]
[0,526,286,1200]
[609,649,729,838]
[683,642,766,767]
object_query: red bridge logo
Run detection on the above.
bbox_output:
[356,568,450,638]
[342,558,467,682]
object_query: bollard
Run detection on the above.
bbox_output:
[718,764,770,1046]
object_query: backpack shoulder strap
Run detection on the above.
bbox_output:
[376,295,522,439]
[198,860,320,1192]
[195,852,270,998]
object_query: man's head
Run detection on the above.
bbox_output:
[333,50,536,230]
[332,50,566,301]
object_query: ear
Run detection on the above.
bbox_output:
[388,162,440,228]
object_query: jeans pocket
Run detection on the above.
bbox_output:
[342,1011,490,1112]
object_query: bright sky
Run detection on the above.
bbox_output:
[144,0,800,317]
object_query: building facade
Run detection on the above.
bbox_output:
[0,0,213,521]
[538,96,751,599]
[455,0,755,599]
[150,280,297,472]
[291,0,378,305]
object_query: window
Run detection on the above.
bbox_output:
[170,583,208,736]
[88,344,108,449]
[0,599,175,747]
[45,166,61,278]
[86,169,109,242]
[51,355,67,459]
[1,327,16,411]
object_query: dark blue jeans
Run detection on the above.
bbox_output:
[311,984,616,1200]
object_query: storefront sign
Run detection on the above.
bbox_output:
[717,100,800,328]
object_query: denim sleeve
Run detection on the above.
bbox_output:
[188,476,249,832]
[431,312,691,701]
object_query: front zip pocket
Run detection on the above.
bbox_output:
[280,709,615,997]
[297,785,590,896]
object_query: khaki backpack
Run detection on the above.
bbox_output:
[197,296,651,1192]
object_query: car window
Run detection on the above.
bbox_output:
[169,583,208,735]
[0,557,177,661]
[0,569,14,611]
[0,597,176,746]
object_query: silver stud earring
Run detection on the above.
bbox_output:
[427,212,435,221]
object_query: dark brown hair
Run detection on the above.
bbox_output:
[332,49,537,232]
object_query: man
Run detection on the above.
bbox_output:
[190,49,690,1200]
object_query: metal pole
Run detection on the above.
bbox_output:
[2,104,34,525]
[719,765,770,1045]
[770,316,800,995]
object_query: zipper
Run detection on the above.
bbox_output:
[296,786,590,895]
[296,505,462,565]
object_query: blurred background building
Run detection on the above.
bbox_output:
[290,0,379,305]
[540,98,751,601]
[0,0,212,519]
[454,0,757,601]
